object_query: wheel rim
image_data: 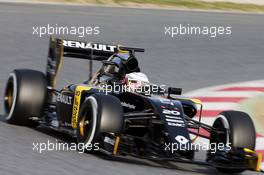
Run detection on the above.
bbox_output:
[79,117,85,137]
[79,110,93,138]
[4,73,17,120]
[77,96,98,148]
[4,80,14,113]
[211,115,230,147]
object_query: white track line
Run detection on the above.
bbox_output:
[256,137,264,150]
[201,102,238,110]
[185,80,264,97]
[0,0,264,15]
[185,79,264,168]
[187,91,262,98]
[194,117,215,125]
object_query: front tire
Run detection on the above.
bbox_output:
[210,110,256,173]
[4,69,47,126]
[77,94,123,151]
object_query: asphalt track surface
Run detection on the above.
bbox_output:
[0,2,264,175]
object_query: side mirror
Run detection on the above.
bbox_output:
[168,87,182,98]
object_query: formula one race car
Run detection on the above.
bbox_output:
[3,37,263,174]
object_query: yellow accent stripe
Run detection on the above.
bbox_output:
[79,119,85,137]
[71,86,92,129]
[173,97,202,105]
[113,136,120,155]
[244,148,255,154]
[117,45,129,54]
[191,98,202,105]
[243,148,263,172]
[256,153,263,172]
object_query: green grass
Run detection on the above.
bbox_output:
[113,0,264,12]
[238,95,264,135]
[52,0,264,12]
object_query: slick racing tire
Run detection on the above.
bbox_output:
[77,94,124,152]
[210,110,256,173]
[4,69,47,126]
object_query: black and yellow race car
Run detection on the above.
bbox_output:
[3,37,263,174]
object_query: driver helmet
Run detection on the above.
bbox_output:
[123,72,150,90]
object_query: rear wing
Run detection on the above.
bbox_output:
[62,39,118,60]
[46,37,144,88]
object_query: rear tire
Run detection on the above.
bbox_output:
[4,69,47,126]
[77,94,123,151]
[210,110,256,173]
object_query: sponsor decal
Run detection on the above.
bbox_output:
[163,109,186,127]
[165,118,185,123]
[121,102,136,109]
[175,135,189,144]
[57,93,72,105]
[104,137,115,146]
[160,99,174,106]
[167,122,185,127]
[72,86,92,129]
[162,109,180,116]
[62,40,117,52]
[47,57,56,74]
